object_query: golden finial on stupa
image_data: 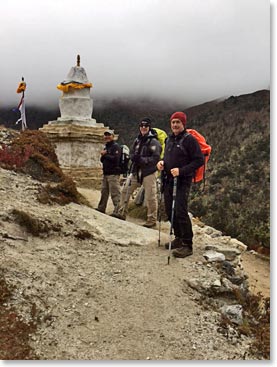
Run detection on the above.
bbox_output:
[77,55,80,67]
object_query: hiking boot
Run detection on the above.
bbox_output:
[110,213,126,221]
[95,208,105,213]
[172,246,193,258]
[164,237,183,250]
[142,221,156,228]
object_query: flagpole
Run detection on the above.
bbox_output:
[15,77,27,131]
[21,77,27,131]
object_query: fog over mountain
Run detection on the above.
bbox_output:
[1,0,270,108]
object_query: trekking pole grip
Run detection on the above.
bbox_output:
[173,176,177,198]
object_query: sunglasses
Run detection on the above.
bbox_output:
[140,124,150,128]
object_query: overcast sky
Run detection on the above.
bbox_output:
[0,0,270,109]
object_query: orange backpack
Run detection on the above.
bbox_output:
[182,129,212,183]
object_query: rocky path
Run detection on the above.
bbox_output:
[0,169,269,360]
[79,188,270,299]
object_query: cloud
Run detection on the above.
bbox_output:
[0,0,270,108]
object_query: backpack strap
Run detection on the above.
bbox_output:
[178,132,198,183]
[201,158,207,191]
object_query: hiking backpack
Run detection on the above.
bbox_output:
[180,129,212,183]
[152,127,168,159]
[119,144,130,176]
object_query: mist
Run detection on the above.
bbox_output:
[1,0,270,109]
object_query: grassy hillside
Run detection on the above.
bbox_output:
[185,90,270,250]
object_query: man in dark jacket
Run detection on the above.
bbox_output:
[97,130,121,214]
[157,112,204,258]
[112,118,162,228]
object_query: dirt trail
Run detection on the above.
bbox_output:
[79,188,270,299]
[240,252,270,298]
[0,172,270,360]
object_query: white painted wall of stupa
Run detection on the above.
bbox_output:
[58,87,95,123]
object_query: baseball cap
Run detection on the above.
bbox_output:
[104,129,114,136]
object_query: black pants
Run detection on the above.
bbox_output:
[164,179,193,246]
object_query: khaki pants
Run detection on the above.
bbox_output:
[98,175,121,213]
[117,172,158,222]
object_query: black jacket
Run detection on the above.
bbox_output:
[100,141,121,175]
[130,129,162,180]
[163,130,204,183]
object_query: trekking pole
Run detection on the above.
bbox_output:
[168,177,177,265]
[113,170,133,217]
[114,160,136,217]
[157,176,162,247]
[123,172,133,211]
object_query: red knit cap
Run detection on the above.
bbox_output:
[170,111,187,127]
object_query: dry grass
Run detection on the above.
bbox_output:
[1,129,91,207]
[219,288,270,359]
[11,209,50,236]
[0,273,38,360]
[37,177,91,206]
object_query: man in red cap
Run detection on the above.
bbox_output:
[157,112,204,258]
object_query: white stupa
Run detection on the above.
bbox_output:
[40,56,113,188]
[52,54,101,126]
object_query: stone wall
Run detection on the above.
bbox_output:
[40,123,109,188]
